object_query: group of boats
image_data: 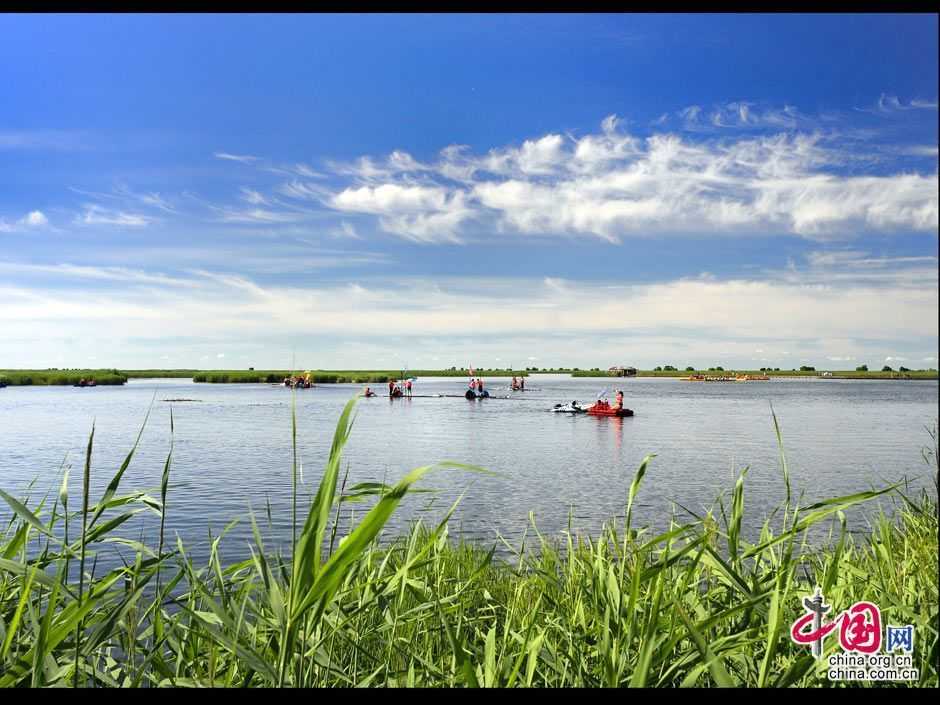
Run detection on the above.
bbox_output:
[681,373,770,382]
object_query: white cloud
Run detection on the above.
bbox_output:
[240,188,269,205]
[22,210,48,227]
[214,152,261,163]
[215,207,303,224]
[331,221,362,240]
[874,94,939,113]
[1,255,935,367]
[319,116,939,243]
[77,205,152,227]
[1,210,50,232]
[0,262,200,287]
[329,184,472,242]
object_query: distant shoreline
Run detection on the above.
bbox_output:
[1,367,937,386]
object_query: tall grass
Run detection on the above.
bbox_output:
[0,402,936,687]
[189,369,527,384]
[0,370,128,386]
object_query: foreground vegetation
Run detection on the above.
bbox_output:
[0,399,936,688]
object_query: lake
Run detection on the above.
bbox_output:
[1,376,936,562]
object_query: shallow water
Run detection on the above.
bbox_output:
[0,375,936,562]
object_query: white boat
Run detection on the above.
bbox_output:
[552,402,585,413]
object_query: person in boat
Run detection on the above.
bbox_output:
[389,379,395,397]
[519,376,525,391]
[511,376,518,390]
[405,379,412,397]
[363,386,375,397]
[613,390,624,410]
[476,377,484,394]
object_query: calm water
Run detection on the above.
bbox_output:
[0,376,936,561]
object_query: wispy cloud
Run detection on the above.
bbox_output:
[856,93,940,116]
[76,205,153,227]
[240,187,269,205]
[1,255,935,366]
[0,129,92,151]
[330,221,363,240]
[214,151,261,163]
[0,261,201,287]
[213,206,304,224]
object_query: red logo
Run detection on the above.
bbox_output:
[791,589,882,657]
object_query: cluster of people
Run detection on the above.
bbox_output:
[468,377,485,395]
[510,376,525,391]
[594,389,624,410]
[283,374,312,389]
[76,378,97,387]
[387,378,413,397]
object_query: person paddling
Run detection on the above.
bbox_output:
[614,389,624,410]
[389,379,395,397]
[405,379,412,397]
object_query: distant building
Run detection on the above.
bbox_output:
[609,366,638,377]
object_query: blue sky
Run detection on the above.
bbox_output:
[1,13,937,370]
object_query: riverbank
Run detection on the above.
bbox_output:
[0,368,525,386]
[2,367,936,386]
[570,369,939,380]
[0,369,128,386]
[0,399,936,687]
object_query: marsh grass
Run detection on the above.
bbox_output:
[0,370,127,386]
[0,400,936,687]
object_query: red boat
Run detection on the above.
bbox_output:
[586,401,634,417]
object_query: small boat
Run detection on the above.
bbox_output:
[585,401,634,417]
[552,401,585,413]
[465,389,490,399]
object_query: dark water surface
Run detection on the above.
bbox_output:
[1,376,936,562]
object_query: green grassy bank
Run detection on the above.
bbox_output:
[0,399,936,687]
[3,368,934,386]
[570,369,939,380]
[188,368,526,383]
[0,369,128,386]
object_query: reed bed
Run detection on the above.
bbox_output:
[189,369,527,384]
[0,398,936,687]
[0,370,128,386]
[570,369,939,379]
